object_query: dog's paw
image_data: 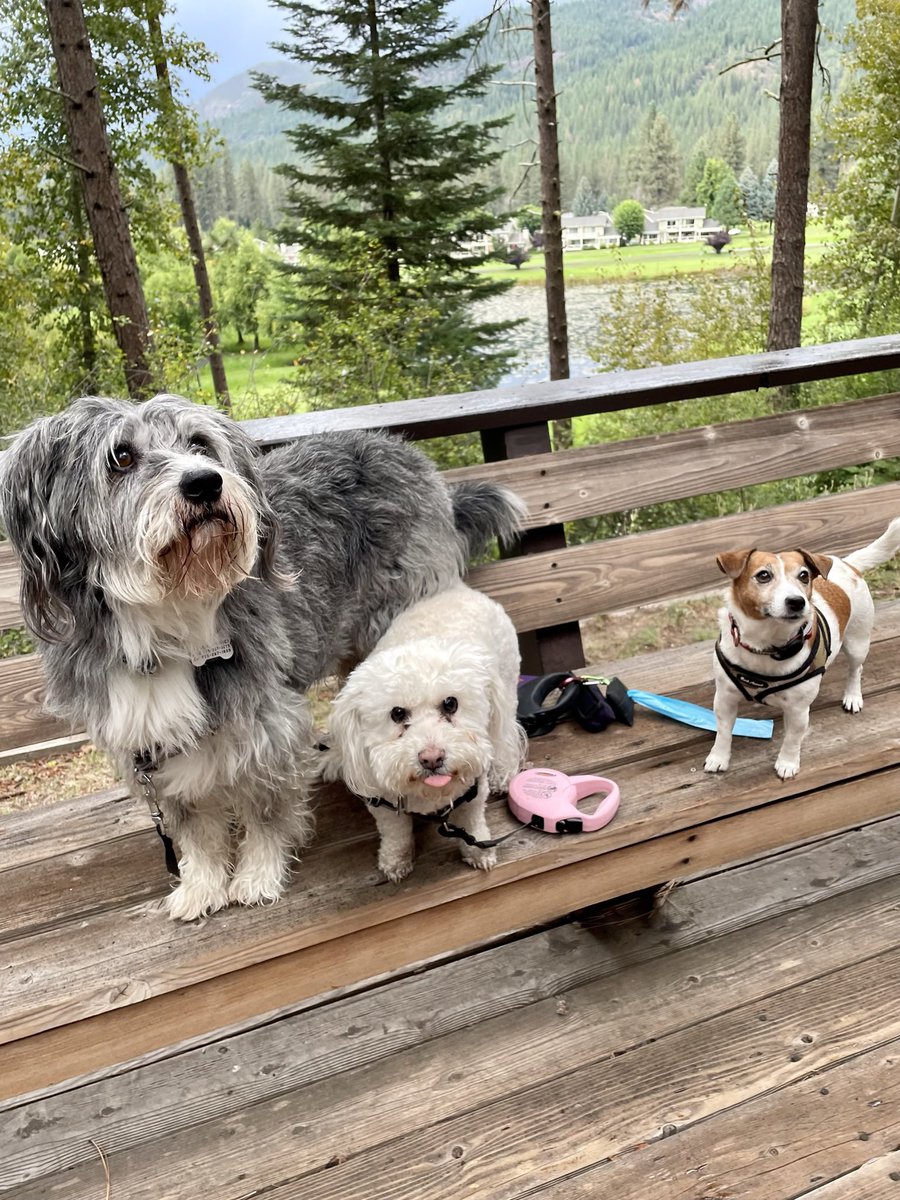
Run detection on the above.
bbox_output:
[379,853,414,883]
[704,751,730,774]
[775,756,800,780]
[166,880,230,922]
[228,871,284,908]
[462,846,497,872]
[842,694,864,714]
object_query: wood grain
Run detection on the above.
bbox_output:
[195,941,900,1200]
[523,1039,900,1200]
[446,393,900,529]
[2,760,900,1102]
[0,654,77,753]
[238,336,900,445]
[9,815,900,1185]
[0,541,19,628]
[470,481,900,627]
[9,861,900,1198]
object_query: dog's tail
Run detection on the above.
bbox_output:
[450,481,527,557]
[844,516,900,574]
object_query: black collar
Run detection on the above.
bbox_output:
[365,779,480,821]
[364,780,518,850]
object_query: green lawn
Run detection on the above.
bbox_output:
[481,223,831,287]
[192,340,307,419]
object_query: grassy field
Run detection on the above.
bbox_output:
[480,226,831,287]
[187,222,833,410]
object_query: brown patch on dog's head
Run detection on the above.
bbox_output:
[718,548,816,622]
[716,548,755,580]
[795,548,832,580]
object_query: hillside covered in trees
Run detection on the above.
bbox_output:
[192,0,854,223]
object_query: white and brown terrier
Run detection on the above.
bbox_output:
[705,517,900,780]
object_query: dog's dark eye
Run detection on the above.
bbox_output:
[109,443,136,472]
[754,569,772,583]
[188,435,213,456]
[441,696,458,716]
[797,569,810,583]
[390,706,408,725]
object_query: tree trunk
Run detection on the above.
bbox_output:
[44,0,155,399]
[766,0,818,354]
[531,0,571,448]
[146,3,230,410]
[70,169,96,376]
[367,0,401,285]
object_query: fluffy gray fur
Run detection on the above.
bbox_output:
[0,394,524,919]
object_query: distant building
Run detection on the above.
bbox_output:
[561,212,619,250]
[456,219,532,259]
[641,206,722,245]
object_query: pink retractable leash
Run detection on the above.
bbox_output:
[508,768,620,834]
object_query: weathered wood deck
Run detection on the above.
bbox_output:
[2,336,900,1196]
[5,765,900,1197]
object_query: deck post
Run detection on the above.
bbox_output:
[481,422,586,674]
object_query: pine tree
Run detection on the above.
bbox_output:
[680,144,709,205]
[639,112,681,205]
[719,113,746,175]
[254,0,515,385]
[571,175,601,216]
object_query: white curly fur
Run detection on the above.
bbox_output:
[324,583,527,881]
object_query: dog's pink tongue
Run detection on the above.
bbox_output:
[423,774,453,788]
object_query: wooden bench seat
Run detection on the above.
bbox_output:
[3,337,900,1189]
[3,599,899,1104]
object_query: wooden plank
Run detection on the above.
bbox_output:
[0,731,90,767]
[2,758,900,1102]
[5,613,900,941]
[82,931,900,1200]
[520,1037,900,1200]
[0,541,19,628]
[4,628,900,963]
[2,619,898,990]
[470,480,900,628]
[446,393,900,530]
[0,654,77,754]
[237,335,900,445]
[9,854,900,1199]
[805,1153,900,1199]
[8,817,900,1188]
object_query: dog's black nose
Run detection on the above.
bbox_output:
[785,594,806,613]
[180,468,223,504]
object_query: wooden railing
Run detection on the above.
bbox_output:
[2,334,900,759]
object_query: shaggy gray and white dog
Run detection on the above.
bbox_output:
[0,394,524,920]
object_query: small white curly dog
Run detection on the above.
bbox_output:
[323,582,528,882]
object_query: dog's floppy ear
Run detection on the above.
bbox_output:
[716,548,755,579]
[485,670,528,793]
[796,548,832,580]
[217,416,290,590]
[326,674,382,798]
[0,417,76,641]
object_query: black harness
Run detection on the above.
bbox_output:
[715,609,833,704]
[365,780,523,850]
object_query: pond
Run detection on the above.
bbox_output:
[474,283,615,385]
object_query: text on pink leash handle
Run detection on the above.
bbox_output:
[508,768,620,834]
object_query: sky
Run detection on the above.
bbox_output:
[172,0,496,91]
[172,0,288,88]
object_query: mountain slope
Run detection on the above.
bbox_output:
[195,0,855,206]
